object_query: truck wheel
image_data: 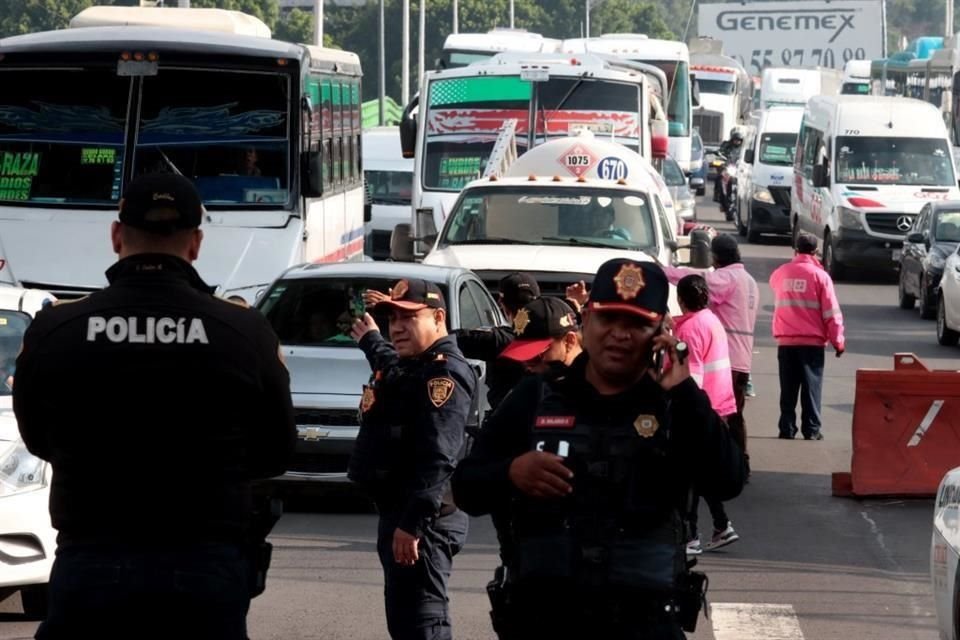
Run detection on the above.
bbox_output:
[822,232,845,280]
[20,584,48,620]
[747,211,761,243]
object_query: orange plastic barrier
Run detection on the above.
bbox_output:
[832,353,960,498]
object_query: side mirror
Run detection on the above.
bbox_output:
[744,149,755,164]
[389,223,415,262]
[399,96,419,159]
[688,229,712,269]
[413,207,437,257]
[812,164,830,188]
[691,74,701,108]
[666,239,679,252]
[689,176,705,190]
[906,231,926,244]
[300,151,323,198]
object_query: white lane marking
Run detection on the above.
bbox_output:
[908,400,944,447]
[711,603,805,640]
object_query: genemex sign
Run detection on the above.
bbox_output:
[698,0,886,75]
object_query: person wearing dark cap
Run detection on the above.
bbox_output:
[453,258,745,639]
[348,279,477,640]
[769,232,845,440]
[664,233,759,474]
[13,173,296,639]
[499,297,582,374]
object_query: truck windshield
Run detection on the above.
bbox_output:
[424,75,640,191]
[835,136,956,186]
[0,68,129,206]
[696,79,735,95]
[440,186,657,250]
[760,133,797,166]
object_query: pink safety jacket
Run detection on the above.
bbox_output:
[673,308,737,418]
[769,254,845,350]
[663,263,759,373]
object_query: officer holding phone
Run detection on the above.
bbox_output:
[452,259,745,639]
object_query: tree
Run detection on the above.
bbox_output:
[591,0,674,39]
[274,7,314,44]
[0,0,118,38]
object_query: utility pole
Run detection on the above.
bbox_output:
[402,0,410,105]
[418,0,426,95]
[948,0,955,39]
[453,0,458,34]
[314,0,323,46]
[510,0,515,28]
[379,0,386,125]
[585,0,590,38]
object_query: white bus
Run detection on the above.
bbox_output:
[400,53,666,244]
[561,35,695,173]
[440,29,560,69]
[0,6,365,303]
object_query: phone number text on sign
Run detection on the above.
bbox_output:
[732,47,867,74]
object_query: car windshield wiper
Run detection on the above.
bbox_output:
[541,236,642,250]
[447,237,536,245]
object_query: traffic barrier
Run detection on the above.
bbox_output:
[832,353,960,498]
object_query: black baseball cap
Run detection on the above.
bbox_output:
[500,297,579,362]
[119,173,203,235]
[498,272,540,308]
[796,232,818,255]
[585,258,668,322]
[376,279,446,311]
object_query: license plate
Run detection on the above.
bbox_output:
[892,249,902,261]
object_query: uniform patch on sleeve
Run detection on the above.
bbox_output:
[427,377,456,408]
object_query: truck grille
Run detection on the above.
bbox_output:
[769,186,792,208]
[295,409,359,427]
[864,213,915,236]
[693,110,724,147]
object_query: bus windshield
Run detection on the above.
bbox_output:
[439,186,657,251]
[696,79,735,95]
[835,136,956,186]
[424,75,640,191]
[134,68,290,207]
[0,68,129,206]
[634,60,690,137]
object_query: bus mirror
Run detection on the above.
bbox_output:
[691,74,701,108]
[390,223,415,262]
[812,164,830,188]
[301,151,323,197]
[744,149,755,164]
[413,207,437,257]
[688,229,712,268]
[400,96,419,159]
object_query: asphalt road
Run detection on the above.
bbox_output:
[2,198,957,639]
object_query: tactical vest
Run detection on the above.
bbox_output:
[507,378,687,593]
[347,351,478,497]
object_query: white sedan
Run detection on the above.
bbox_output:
[938,245,960,346]
[0,285,56,618]
[933,466,960,638]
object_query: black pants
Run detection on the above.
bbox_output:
[504,586,686,640]
[377,510,468,640]
[777,345,824,438]
[37,543,250,640]
[688,493,729,539]
[728,370,749,456]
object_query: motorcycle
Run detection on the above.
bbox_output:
[709,152,738,221]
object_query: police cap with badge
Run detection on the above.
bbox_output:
[586,258,669,322]
[499,297,578,363]
[375,279,447,312]
[119,173,204,235]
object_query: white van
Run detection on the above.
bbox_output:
[841,60,872,95]
[792,95,960,278]
[362,127,413,260]
[735,106,804,241]
[760,67,841,109]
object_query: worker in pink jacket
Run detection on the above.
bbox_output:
[674,274,740,554]
[769,233,845,440]
[663,234,758,472]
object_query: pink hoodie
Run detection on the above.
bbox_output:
[769,254,845,350]
[663,263,758,373]
[673,308,737,418]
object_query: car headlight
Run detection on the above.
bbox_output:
[0,440,48,496]
[928,252,947,270]
[838,206,864,231]
[752,186,775,204]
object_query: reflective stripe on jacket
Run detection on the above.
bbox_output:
[663,263,758,373]
[674,308,737,418]
[769,254,845,350]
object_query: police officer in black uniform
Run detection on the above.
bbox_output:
[452,258,745,640]
[13,173,296,639]
[348,279,477,640]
